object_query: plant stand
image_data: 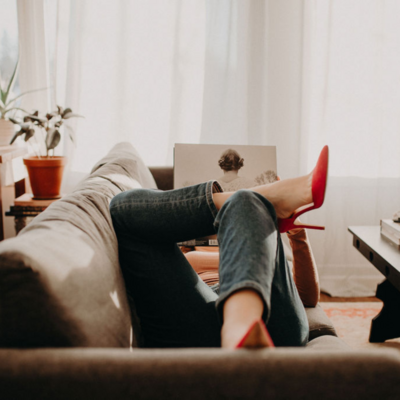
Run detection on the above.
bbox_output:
[5,193,60,234]
[0,146,28,240]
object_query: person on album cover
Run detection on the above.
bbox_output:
[216,149,256,191]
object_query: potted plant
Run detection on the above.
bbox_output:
[10,106,83,199]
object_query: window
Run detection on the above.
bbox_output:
[0,0,19,95]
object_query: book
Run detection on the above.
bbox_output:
[174,144,277,246]
[381,230,400,249]
[5,193,61,217]
[380,219,400,249]
[179,238,219,247]
[381,219,400,239]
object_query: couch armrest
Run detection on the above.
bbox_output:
[1,348,400,400]
[306,304,338,340]
[149,167,173,191]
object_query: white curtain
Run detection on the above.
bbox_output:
[57,0,207,172]
[18,0,400,296]
[299,0,400,296]
[16,0,50,115]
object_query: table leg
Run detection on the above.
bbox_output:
[0,183,3,241]
[14,216,30,234]
[369,279,400,342]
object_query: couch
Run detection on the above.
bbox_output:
[0,143,400,400]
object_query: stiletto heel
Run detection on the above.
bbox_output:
[278,145,329,233]
[235,319,275,349]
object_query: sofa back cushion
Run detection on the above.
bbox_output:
[0,143,156,348]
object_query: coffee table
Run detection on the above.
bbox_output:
[348,226,400,342]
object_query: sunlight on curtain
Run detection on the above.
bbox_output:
[60,0,206,172]
[0,1,19,92]
[299,0,400,296]
[16,0,50,114]
[301,0,400,178]
[200,1,269,146]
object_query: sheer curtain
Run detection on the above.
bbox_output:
[16,0,50,115]
[299,0,400,295]
[57,0,207,172]
[17,0,400,295]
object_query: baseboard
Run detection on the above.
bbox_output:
[319,264,384,297]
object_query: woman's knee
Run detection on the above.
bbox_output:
[224,189,263,210]
[109,189,147,231]
[224,190,277,220]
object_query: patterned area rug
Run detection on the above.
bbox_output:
[320,302,400,350]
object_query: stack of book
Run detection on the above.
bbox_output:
[6,194,57,217]
[380,219,400,249]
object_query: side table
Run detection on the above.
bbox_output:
[6,193,58,234]
[348,226,400,342]
[0,146,28,239]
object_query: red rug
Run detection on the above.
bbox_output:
[320,302,400,350]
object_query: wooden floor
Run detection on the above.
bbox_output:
[320,292,380,302]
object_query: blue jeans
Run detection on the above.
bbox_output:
[109,181,309,348]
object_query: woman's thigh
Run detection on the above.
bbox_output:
[117,235,221,348]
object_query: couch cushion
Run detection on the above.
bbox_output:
[306,334,350,350]
[0,143,150,348]
[306,304,338,341]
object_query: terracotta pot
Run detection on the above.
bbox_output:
[23,156,67,199]
[0,119,15,146]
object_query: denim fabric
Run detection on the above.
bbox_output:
[110,182,309,348]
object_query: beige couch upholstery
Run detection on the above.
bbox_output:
[0,143,399,400]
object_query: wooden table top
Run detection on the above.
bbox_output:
[348,226,400,272]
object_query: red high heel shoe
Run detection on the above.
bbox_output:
[235,319,275,349]
[278,145,329,233]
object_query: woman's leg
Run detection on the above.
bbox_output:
[111,181,310,349]
[213,172,312,220]
[214,190,309,348]
[110,182,222,348]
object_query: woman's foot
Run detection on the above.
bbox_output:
[212,174,312,218]
[221,289,271,349]
[252,173,313,219]
[235,319,274,348]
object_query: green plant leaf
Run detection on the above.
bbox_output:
[4,57,20,104]
[45,128,61,150]
[0,88,6,105]
[24,128,35,142]
[65,124,75,143]
[8,117,20,124]
[63,112,84,120]
[9,130,23,145]
[62,107,72,117]
[26,114,47,123]
[2,107,29,117]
